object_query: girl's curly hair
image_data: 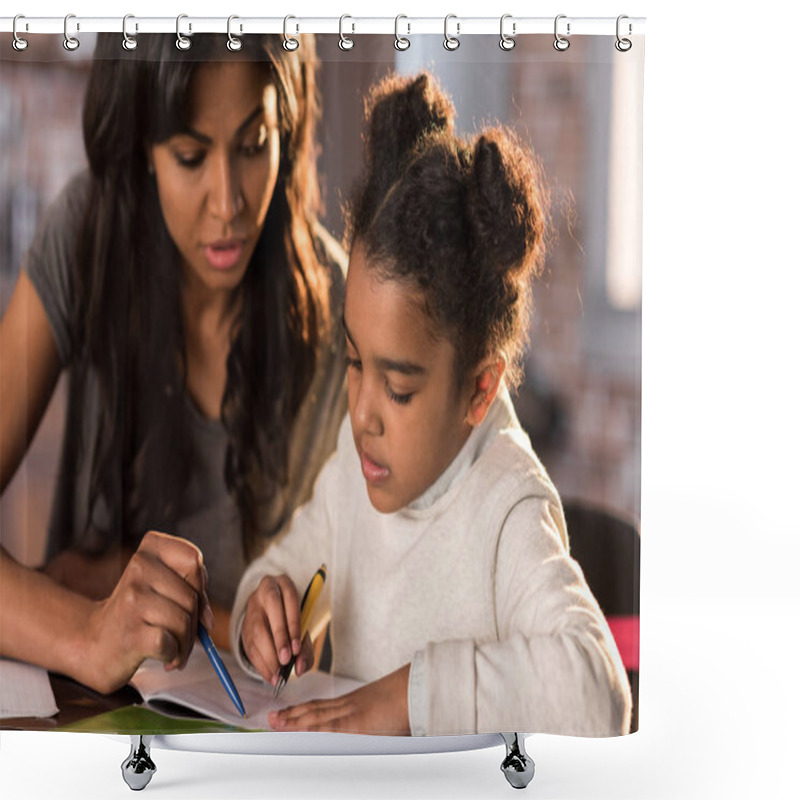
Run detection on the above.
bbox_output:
[347,72,548,390]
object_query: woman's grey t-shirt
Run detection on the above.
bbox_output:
[22,172,348,609]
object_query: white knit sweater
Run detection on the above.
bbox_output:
[231,391,632,736]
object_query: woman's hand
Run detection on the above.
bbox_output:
[241,574,315,686]
[268,663,411,735]
[80,531,213,693]
[44,546,133,601]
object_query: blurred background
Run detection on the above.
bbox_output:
[0,34,642,566]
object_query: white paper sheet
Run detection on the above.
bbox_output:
[0,658,58,719]
[131,647,362,730]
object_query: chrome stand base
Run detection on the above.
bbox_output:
[117,732,531,790]
[121,735,156,791]
[500,733,535,789]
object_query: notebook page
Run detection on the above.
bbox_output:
[131,647,362,730]
[0,658,59,719]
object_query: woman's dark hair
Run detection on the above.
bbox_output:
[348,72,548,391]
[76,34,328,558]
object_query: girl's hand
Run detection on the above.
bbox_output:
[241,574,315,686]
[269,663,411,735]
[81,530,213,693]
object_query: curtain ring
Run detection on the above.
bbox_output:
[283,15,299,51]
[122,15,137,51]
[227,15,242,51]
[12,15,28,51]
[499,14,515,51]
[176,14,192,50]
[443,14,460,51]
[553,14,570,51]
[338,14,354,51]
[63,13,80,51]
[615,15,632,52]
[338,14,355,51]
[394,15,410,51]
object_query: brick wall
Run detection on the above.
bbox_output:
[510,43,641,523]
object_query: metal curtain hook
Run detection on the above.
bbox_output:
[227,15,242,51]
[176,14,192,50]
[122,15,137,51]
[443,14,460,51]
[339,14,354,51]
[394,15,410,51]
[63,13,79,51]
[615,14,632,52]
[12,14,28,51]
[553,14,570,51]
[283,15,299,51]
[500,14,515,51]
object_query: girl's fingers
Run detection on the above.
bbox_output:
[271,698,353,731]
[275,575,302,656]
[258,577,293,668]
[242,606,280,683]
[294,632,316,677]
[242,574,306,684]
[280,697,349,723]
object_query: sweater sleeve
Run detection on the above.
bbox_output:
[230,417,348,679]
[410,496,632,736]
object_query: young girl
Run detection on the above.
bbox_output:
[232,73,631,737]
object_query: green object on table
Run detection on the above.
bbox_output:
[57,704,254,734]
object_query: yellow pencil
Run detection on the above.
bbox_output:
[274,564,327,698]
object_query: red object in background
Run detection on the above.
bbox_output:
[607,615,640,671]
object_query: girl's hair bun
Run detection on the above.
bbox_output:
[352,73,455,233]
[364,72,455,169]
[465,130,545,280]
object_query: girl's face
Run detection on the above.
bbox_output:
[344,243,474,514]
[149,61,280,301]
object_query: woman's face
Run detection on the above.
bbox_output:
[149,60,280,300]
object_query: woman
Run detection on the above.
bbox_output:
[0,33,346,693]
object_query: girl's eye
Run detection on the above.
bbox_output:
[345,355,362,371]
[386,383,413,406]
[174,151,205,169]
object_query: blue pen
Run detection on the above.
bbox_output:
[198,623,247,718]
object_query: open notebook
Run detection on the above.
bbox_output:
[0,659,59,719]
[130,647,362,731]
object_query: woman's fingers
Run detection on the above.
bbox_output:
[123,550,200,668]
[80,531,212,692]
[139,530,205,591]
[137,621,181,667]
[140,530,213,628]
[115,531,209,669]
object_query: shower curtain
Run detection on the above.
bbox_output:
[1,23,642,744]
